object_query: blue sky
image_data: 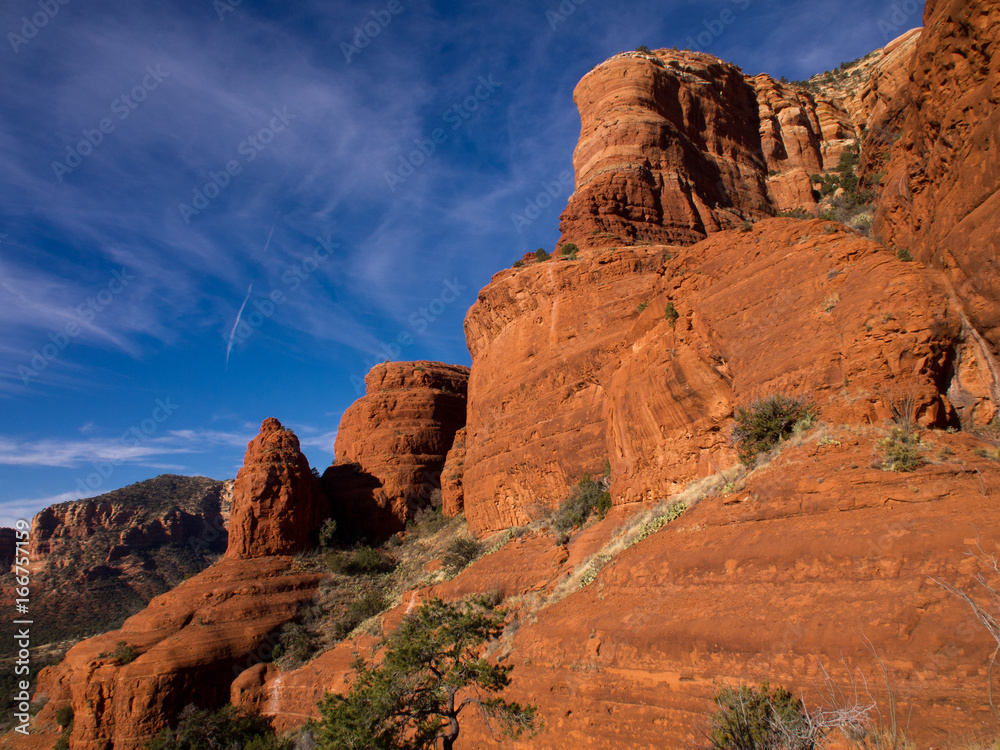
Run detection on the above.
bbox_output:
[0,0,923,526]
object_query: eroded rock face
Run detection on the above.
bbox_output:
[559,50,773,247]
[462,219,996,534]
[226,418,327,559]
[23,558,321,750]
[441,426,467,517]
[873,0,1000,353]
[556,48,878,246]
[324,362,469,540]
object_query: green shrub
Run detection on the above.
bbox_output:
[318,519,337,549]
[111,641,139,665]
[55,738,70,750]
[896,247,913,262]
[733,395,817,466]
[553,475,612,533]
[778,208,811,219]
[271,622,313,667]
[664,301,678,326]
[147,705,292,750]
[334,590,388,639]
[512,259,524,268]
[707,682,811,750]
[637,301,649,312]
[535,248,550,262]
[559,242,579,259]
[327,546,396,576]
[55,705,74,729]
[635,45,651,53]
[879,429,923,472]
[442,537,484,575]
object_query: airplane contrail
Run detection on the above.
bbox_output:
[224,213,281,369]
[225,282,253,369]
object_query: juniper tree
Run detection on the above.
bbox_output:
[313,595,538,750]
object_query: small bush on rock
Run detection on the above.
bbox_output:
[553,475,612,533]
[707,682,812,750]
[442,536,484,575]
[733,395,816,466]
[878,429,923,472]
[327,546,396,576]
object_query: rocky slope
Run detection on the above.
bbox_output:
[243,432,1000,748]
[20,475,231,647]
[323,361,469,539]
[874,0,1000,355]
[24,557,322,750]
[227,418,328,558]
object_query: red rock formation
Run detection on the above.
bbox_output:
[244,435,1000,749]
[754,74,855,175]
[559,50,775,247]
[22,557,321,750]
[874,0,1000,353]
[441,426,466,517]
[324,362,469,539]
[227,418,327,559]
[462,219,996,534]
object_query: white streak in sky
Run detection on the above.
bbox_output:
[225,282,253,369]
[223,214,280,369]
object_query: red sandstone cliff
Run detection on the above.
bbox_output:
[324,361,469,539]
[226,418,327,558]
[874,0,1000,354]
[460,219,996,535]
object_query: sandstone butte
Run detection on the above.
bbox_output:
[226,418,328,558]
[9,0,1000,748]
[323,361,469,540]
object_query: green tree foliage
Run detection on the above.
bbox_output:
[708,683,812,750]
[147,705,292,750]
[732,395,816,466]
[313,596,539,750]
